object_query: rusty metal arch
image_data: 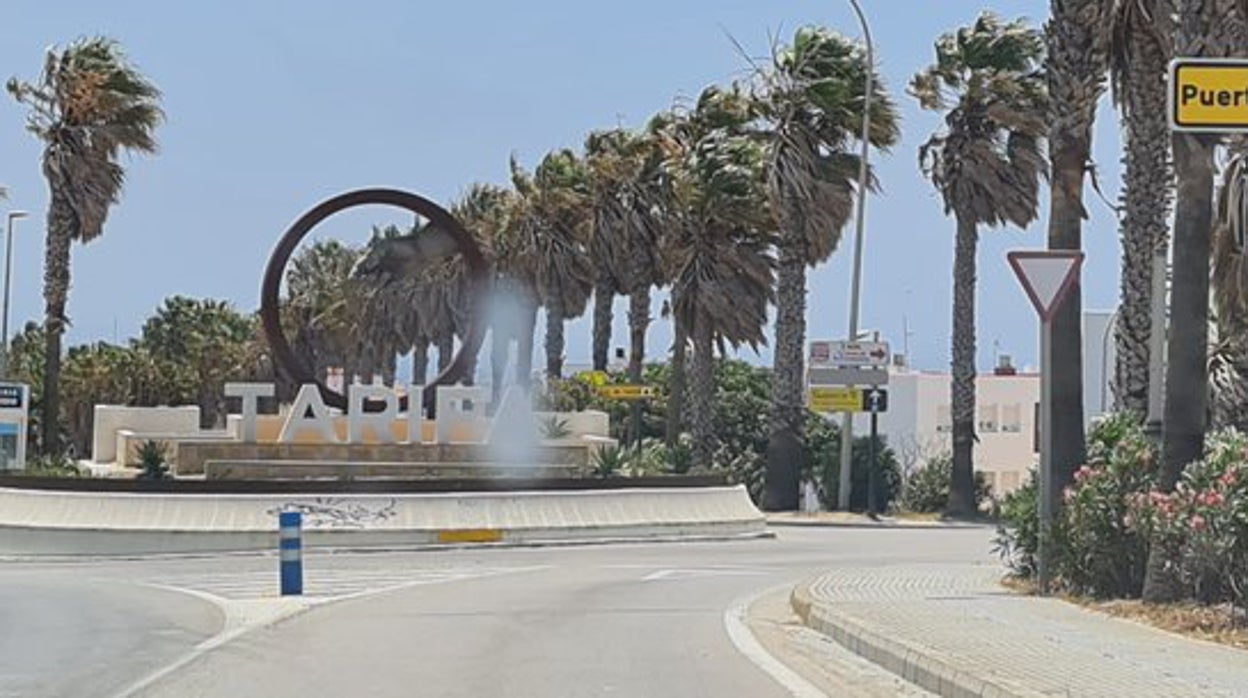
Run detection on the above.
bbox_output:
[259,188,488,412]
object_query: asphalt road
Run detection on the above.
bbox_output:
[0,526,994,698]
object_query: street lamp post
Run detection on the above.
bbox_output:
[837,0,874,510]
[2,211,28,377]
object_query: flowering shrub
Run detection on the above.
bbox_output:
[1127,430,1248,605]
[995,413,1156,597]
[1051,413,1157,597]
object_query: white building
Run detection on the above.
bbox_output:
[839,310,1118,496]
[849,362,1039,495]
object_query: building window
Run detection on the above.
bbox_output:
[936,405,952,433]
[978,404,999,433]
[1001,404,1022,433]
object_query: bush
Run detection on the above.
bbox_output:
[994,412,1157,597]
[1054,413,1157,597]
[136,440,170,481]
[590,445,626,478]
[898,453,990,514]
[994,470,1039,578]
[1127,429,1248,605]
[19,453,82,478]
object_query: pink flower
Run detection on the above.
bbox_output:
[1199,491,1226,507]
[1220,470,1239,488]
[1074,465,1094,482]
[1190,514,1208,532]
[1063,486,1075,503]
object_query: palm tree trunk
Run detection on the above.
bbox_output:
[437,331,454,374]
[627,281,650,451]
[545,295,565,379]
[592,277,613,372]
[517,300,537,389]
[690,311,715,470]
[666,313,687,447]
[765,239,805,511]
[461,332,478,386]
[1046,0,1105,512]
[1113,27,1171,418]
[1144,131,1216,603]
[412,341,429,386]
[948,212,978,517]
[381,352,397,387]
[627,285,649,381]
[490,325,509,400]
[41,189,73,457]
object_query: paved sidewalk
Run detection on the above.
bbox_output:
[792,564,1248,697]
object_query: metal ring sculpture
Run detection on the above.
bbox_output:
[260,188,488,413]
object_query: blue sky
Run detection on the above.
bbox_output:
[0,1,1124,374]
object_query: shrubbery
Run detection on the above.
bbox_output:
[898,453,990,514]
[996,412,1248,608]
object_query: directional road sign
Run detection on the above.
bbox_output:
[597,385,655,400]
[807,366,889,386]
[1169,58,1248,132]
[808,387,888,413]
[825,340,890,368]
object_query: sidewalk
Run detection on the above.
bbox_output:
[791,564,1248,697]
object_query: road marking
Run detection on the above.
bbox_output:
[641,567,771,582]
[112,564,548,697]
[723,584,828,698]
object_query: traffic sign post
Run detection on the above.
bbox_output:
[807,386,888,413]
[865,387,886,517]
[1007,250,1084,595]
[596,385,655,400]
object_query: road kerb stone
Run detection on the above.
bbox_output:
[791,578,1029,698]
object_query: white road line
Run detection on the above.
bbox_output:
[723,584,828,698]
[113,564,550,697]
[641,568,771,581]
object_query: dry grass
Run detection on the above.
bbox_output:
[1000,576,1248,650]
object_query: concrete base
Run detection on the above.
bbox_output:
[203,460,583,480]
[0,485,766,556]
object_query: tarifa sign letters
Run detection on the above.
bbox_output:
[225,382,521,445]
[1169,58,1248,132]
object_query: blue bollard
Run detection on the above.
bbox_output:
[278,511,303,596]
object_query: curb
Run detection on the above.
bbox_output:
[766,517,991,530]
[790,580,1036,698]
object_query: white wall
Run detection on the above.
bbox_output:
[92,405,202,463]
[1084,309,1117,423]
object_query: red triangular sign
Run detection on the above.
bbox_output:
[1007,251,1084,322]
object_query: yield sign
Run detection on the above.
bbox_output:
[1007,251,1084,322]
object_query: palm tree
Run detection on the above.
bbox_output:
[286,240,361,381]
[585,127,666,420]
[1143,0,1247,604]
[911,13,1047,516]
[1108,0,1172,419]
[584,131,629,372]
[451,183,514,393]
[1210,153,1248,430]
[1045,0,1109,502]
[756,26,900,511]
[139,296,254,427]
[510,150,594,380]
[656,86,776,470]
[8,37,163,455]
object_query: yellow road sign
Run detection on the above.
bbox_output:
[1170,59,1248,131]
[576,370,610,387]
[808,387,862,413]
[597,384,656,400]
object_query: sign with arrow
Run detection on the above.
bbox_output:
[808,387,888,413]
[825,340,890,367]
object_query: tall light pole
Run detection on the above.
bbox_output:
[2,211,28,377]
[837,0,874,510]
